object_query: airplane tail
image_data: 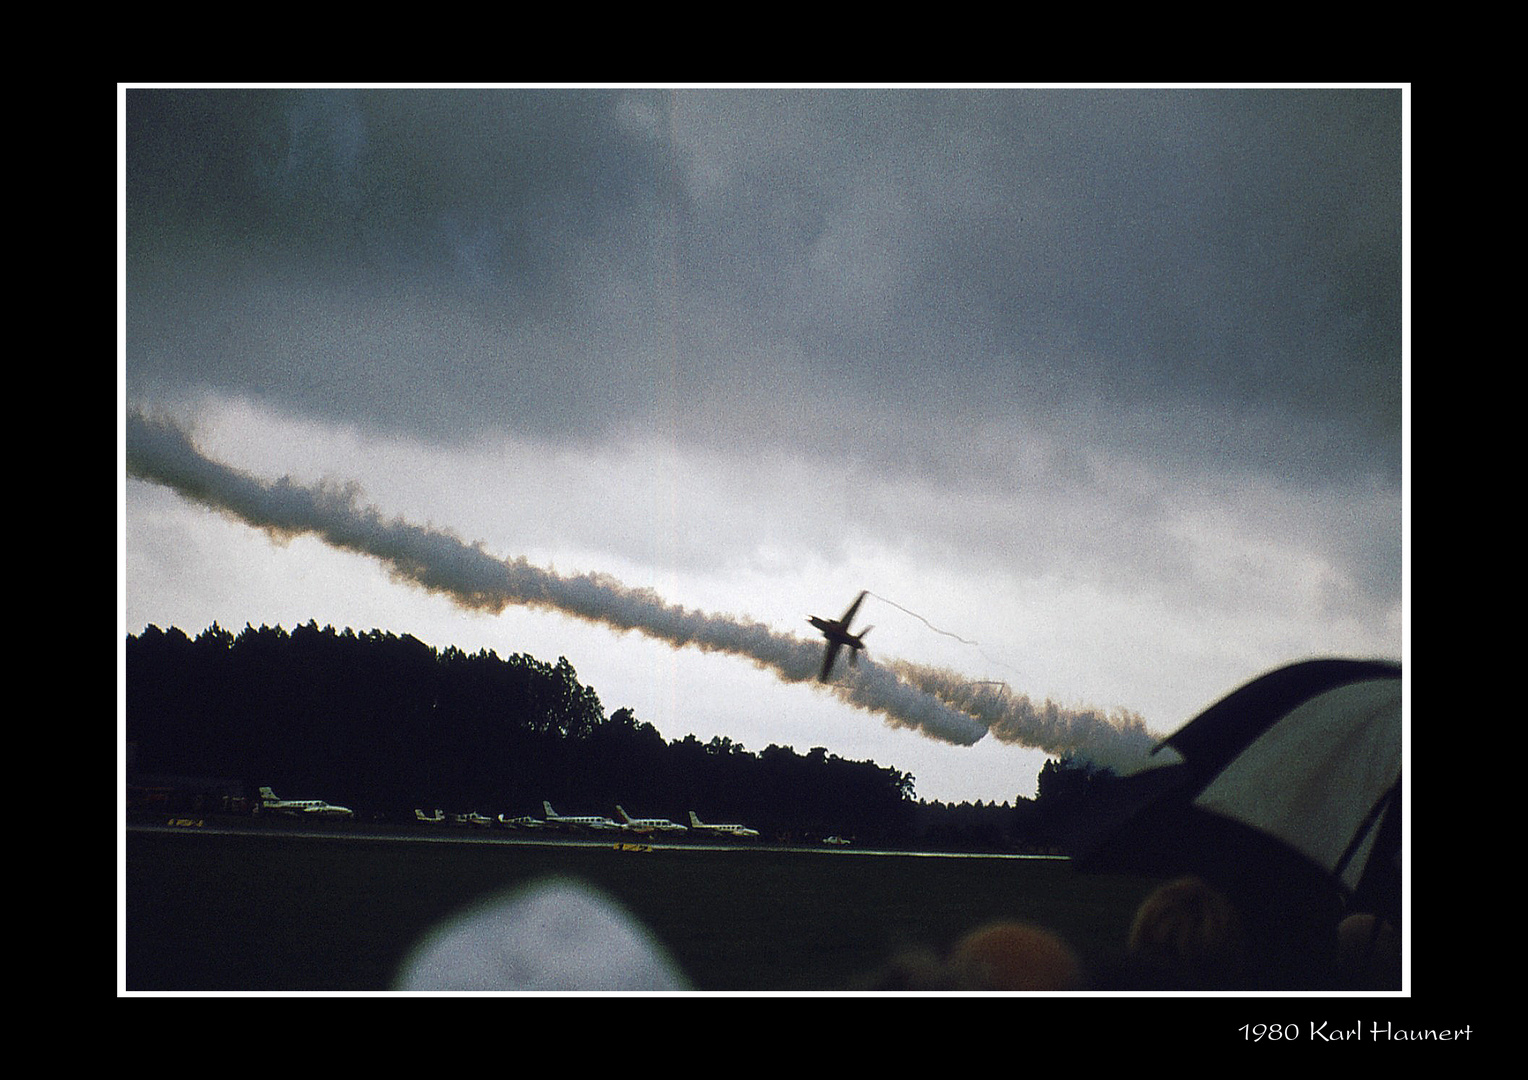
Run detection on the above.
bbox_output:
[543,801,557,818]
[616,806,634,823]
[689,811,703,827]
[850,627,871,665]
[258,787,277,802]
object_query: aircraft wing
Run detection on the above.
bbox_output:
[819,641,843,682]
[839,590,867,625]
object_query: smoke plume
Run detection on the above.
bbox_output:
[886,660,1157,773]
[126,411,1155,767]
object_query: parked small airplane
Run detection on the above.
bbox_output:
[542,801,620,832]
[414,808,445,823]
[688,811,760,838]
[258,787,353,818]
[616,805,688,834]
[822,835,851,846]
[497,813,544,829]
[809,590,873,682]
[453,811,494,828]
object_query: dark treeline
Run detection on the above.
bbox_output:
[126,621,1117,850]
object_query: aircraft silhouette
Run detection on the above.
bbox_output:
[808,590,873,682]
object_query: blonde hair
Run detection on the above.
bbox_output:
[948,922,1085,991]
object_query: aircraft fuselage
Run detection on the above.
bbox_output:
[810,590,871,682]
[808,616,867,651]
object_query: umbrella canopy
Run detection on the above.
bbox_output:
[1074,658,1402,986]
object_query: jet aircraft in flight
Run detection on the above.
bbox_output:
[808,590,873,682]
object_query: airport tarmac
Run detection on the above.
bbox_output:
[123,816,1059,860]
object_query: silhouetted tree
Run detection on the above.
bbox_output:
[127,621,1089,850]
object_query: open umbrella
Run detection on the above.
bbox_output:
[1074,658,1402,985]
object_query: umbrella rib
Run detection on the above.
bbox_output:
[1333,781,1398,883]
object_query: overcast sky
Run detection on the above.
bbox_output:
[119,86,1406,804]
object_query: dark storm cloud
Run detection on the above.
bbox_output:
[126,87,1402,486]
[128,90,666,276]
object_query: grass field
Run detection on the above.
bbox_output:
[125,828,1166,992]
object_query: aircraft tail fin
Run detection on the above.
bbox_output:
[543,801,556,818]
[689,811,703,827]
[259,787,277,802]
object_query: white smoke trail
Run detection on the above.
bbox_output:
[887,660,1157,773]
[125,411,1155,767]
[126,412,989,744]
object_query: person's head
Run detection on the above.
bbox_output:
[855,946,952,990]
[1336,912,1401,989]
[947,921,1085,990]
[394,877,689,991]
[1126,875,1249,988]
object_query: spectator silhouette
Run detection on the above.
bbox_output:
[1335,912,1401,990]
[1122,875,1250,989]
[394,877,689,991]
[857,921,1084,991]
[949,921,1085,990]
